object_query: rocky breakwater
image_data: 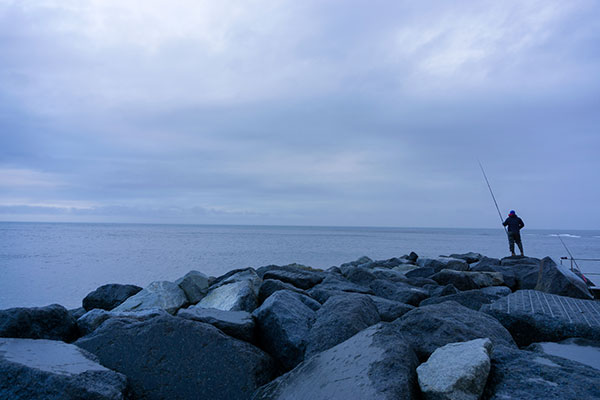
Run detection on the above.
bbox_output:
[1,252,599,400]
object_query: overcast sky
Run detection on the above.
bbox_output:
[1,0,599,229]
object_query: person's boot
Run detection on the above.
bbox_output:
[511,251,516,256]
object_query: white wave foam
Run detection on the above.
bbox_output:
[549,234,581,238]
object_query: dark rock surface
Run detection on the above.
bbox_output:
[419,288,506,310]
[77,308,168,336]
[448,252,484,264]
[175,270,209,304]
[253,323,420,400]
[417,257,469,272]
[0,304,78,342]
[0,338,128,400]
[481,290,600,346]
[253,290,316,371]
[369,279,429,306]
[261,265,325,290]
[344,266,378,286]
[178,306,255,343]
[470,263,518,291]
[430,269,479,291]
[426,283,459,298]
[471,256,500,270]
[405,267,435,279]
[535,257,594,299]
[69,307,87,320]
[258,279,319,310]
[482,345,600,400]
[305,293,380,358]
[76,314,275,400]
[392,301,516,360]
[82,284,143,312]
[372,268,410,283]
[367,295,415,322]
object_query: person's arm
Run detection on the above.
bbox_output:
[502,218,508,227]
[519,218,524,229]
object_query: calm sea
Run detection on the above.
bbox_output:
[1,222,599,309]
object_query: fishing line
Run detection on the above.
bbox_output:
[478,160,508,234]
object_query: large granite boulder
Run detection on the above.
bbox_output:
[210,267,261,289]
[253,290,316,371]
[253,323,420,400]
[417,338,492,400]
[77,308,168,336]
[82,283,142,311]
[339,256,373,273]
[344,266,378,286]
[260,264,325,290]
[482,345,600,399]
[258,279,309,304]
[448,252,484,264]
[470,264,517,291]
[471,256,500,270]
[419,289,508,311]
[311,274,373,295]
[500,256,540,290]
[175,270,210,304]
[76,314,275,400]
[367,295,415,322]
[369,279,429,306]
[417,257,469,272]
[426,284,459,298]
[481,290,600,346]
[430,269,479,291]
[405,267,435,279]
[177,306,255,343]
[463,271,504,288]
[535,257,594,299]
[305,293,380,358]
[391,301,516,360]
[112,281,188,315]
[0,338,128,400]
[198,279,258,312]
[0,304,78,342]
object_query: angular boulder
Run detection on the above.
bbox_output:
[463,271,504,288]
[535,257,593,299]
[481,290,600,346]
[0,338,128,400]
[0,304,78,342]
[258,279,309,304]
[430,269,479,291]
[112,280,188,315]
[175,270,209,304]
[177,306,255,343]
[369,279,429,306]
[198,279,258,312]
[253,323,420,400]
[500,256,540,290]
[417,338,492,400]
[391,301,516,360]
[76,314,275,400]
[448,252,484,264]
[260,265,325,290]
[253,290,316,371]
[405,267,435,279]
[367,295,415,322]
[470,256,500,270]
[419,289,507,311]
[77,308,168,336]
[417,257,469,272]
[305,293,380,358]
[344,266,378,286]
[470,263,518,291]
[82,283,142,311]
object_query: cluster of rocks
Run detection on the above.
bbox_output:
[1,252,599,399]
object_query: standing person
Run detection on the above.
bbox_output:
[503,210,525,256]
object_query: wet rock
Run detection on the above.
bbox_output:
[526,338,600,371]
[0,338,128,400]
[482,345,600,399]
[367,295,415,322]
[77,308,168,336]
[481,290,600,346]
[198,279,258,312]
[82,284,142,311]
[391,301,516,361]
[260,265,325,290]
[430,269,479,291]
[448,252,484,264]
[175,270,209,304]
[0,304,78,342]
[112,281,188,315]
[535,257,594,299]
[253,290,316,371]
[76,314,275,400]
[178,306,255,343]
[305,293,380,358]
[419,289,506,311]
[253,323,420,400]
[418,338,493,400]
[370,279,429,306]
[405,267,435,279]
[417,257,469,272]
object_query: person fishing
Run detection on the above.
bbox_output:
[502,210,524,256]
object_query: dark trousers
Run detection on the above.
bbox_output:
[507,231,523,254]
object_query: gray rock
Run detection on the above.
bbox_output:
[391,301,516,360]
[76,314,275,400]
[82,283,142,311]
[211,267,261,289]
[260,265,325,290]
[417,257,469,272]
[419,289,506,311]
[470,256,500,270]
[481,290,600,346]
[426,284,459,298]
[482,345,600,399]
[367,295,415,322]
[0,304,78,342]
[0,338,128,400]
[479,286,511,297]
[112,280,188,315]
[463,271,504,288]
[535,257,594,299]
[430,269,479,291]
[258,279,309,304]
[77,308,168,336]
[306,287,348,304]
[175,270,209,304]
[340,255,373,269]
[177,306,255,343]
[198,279,258,312]
[305,293,380,358]
[405,267,435,279]
[253,290,316,371]
[470,264,518,291]
[68,307,86,320]
[344,266,378,286]
[417,338,493,400]
[369,279,429,306]
[405,276,438,287]
[500,256,541,290]
[448,252,484,264]
[253,323,420,400]
[371,268,410,283]
[308,274,374,298]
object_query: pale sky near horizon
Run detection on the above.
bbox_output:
[1,1,599,229]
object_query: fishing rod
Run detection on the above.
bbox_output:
[478,160,508,234]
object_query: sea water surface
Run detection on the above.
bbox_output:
[1,222,599,309]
